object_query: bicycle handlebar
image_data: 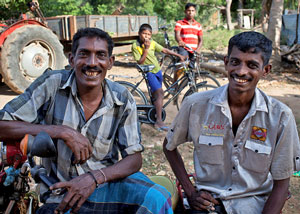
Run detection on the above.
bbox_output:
[185,44,200,56]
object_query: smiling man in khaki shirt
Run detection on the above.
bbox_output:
[163,31,300,214]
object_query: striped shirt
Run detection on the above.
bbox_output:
[175,18,203,50]
[0,69,143,182]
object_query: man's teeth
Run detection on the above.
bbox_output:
[234,77,247,83]
[86,71,99,76]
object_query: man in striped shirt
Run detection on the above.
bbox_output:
[0,28,173,214]
[175,2,203,58]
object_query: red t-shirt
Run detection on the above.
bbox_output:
[174,18,203,51]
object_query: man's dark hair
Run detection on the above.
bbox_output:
[185,2,197,10]
[72,27,114,56]
[138,23,152,34]
[228,31,272,65]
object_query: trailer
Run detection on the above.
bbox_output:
[45,15,158,54]
[0,14,158,93]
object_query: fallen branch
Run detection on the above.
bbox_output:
[200,63,227,76]
[285,75,300,83]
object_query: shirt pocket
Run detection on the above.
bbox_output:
[93,136,113,160]
[196,135,224,165]
[242,140,272,173]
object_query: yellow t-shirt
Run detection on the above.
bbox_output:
[132,40,164,74]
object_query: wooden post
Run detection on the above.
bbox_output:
[295,0,300,44]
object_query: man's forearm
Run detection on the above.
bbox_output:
[163,138,196,197]
[0,120,68,141]
[175,31,184,46]
[262,178,290,214]
[92,152,142,184]
[196,36,203,53]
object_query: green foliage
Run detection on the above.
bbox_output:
[152,30,177,48]
[202,27,242,51]
[0,0,28,20]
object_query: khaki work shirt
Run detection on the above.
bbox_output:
[166,84,300,214]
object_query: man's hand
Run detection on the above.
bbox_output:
[62,126,93,164]
[51,173,96,213]
[187,190,219,211]
[179,55,187,62]
[178,40,185,47]
[144,38,151,49]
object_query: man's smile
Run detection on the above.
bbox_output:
[231,74,251,84]
[82,67,102,77]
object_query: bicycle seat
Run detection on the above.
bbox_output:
[136,64,155,73]
[159,25,169,31]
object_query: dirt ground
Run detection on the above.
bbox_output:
[0,55,300,213]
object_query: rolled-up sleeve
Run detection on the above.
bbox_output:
[166,97,192,151]
[118,91,143,158]
[271,110,300,180]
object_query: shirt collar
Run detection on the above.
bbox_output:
[210,84,268,113]
[183,17,196,24]
[60,70,77,96]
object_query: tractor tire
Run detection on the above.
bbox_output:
[0,25,66,93]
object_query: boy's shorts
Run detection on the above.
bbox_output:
[146,70,163,93]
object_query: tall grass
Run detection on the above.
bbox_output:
[203,28,242,51]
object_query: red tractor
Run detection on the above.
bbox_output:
[0,10,65,94]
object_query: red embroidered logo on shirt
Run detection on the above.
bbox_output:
[207,124,225,130]
[251,126,267,141]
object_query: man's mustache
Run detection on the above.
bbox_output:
[82,66,101,73]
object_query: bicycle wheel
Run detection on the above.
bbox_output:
[195,71,221,87]
[163,64,176,90]
[176,83,217,110]
[161,55,174,72]
[116,81,148,105]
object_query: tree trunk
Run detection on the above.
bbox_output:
[237,0,243,28]
[261,0,272,33]
[267,0,284,61]
[226,0,233,30]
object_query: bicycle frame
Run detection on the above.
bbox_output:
[137,60,199,109]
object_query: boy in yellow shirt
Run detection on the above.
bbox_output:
[132,24,185,131]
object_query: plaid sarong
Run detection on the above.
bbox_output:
[37,172,173,214]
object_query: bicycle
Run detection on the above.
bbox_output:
[157,26,220,96]
[158,25,180,72]
[116,60,217,125]
[163,44,221,93]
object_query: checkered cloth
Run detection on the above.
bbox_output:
[36,172,173,214]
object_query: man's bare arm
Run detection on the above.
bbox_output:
[175,30,185,47]
[195,35,203,53]
[262,178,290,214]
[163,138,218,210]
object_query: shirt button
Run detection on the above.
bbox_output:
[208,143,212,146]
[232,166,236,170]
[234,144,238,147]
[255,149,258,153]
[228,188,232,191]
[296,157,299,160]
